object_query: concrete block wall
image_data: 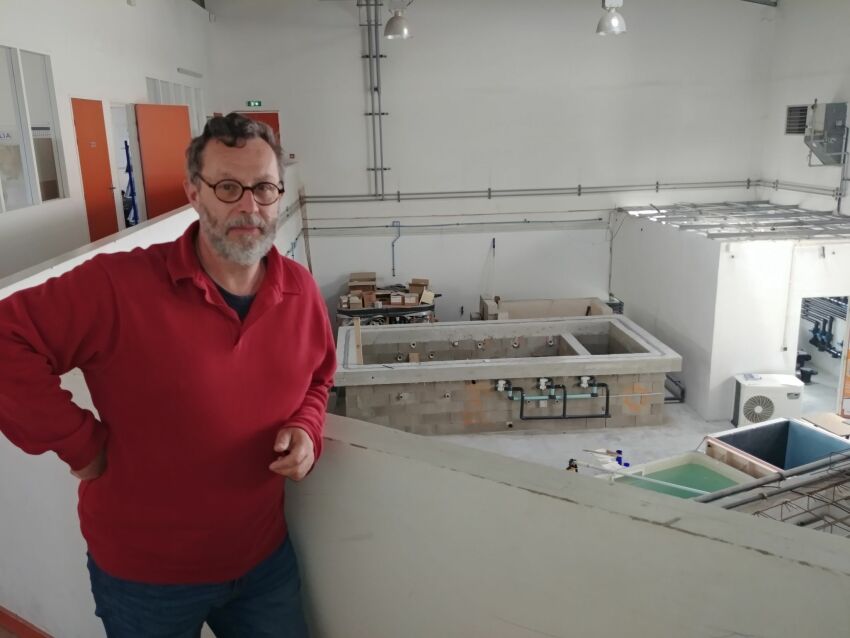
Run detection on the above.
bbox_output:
[337,373,666,435]
[362,335,566,365]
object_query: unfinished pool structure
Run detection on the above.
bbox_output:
[334,316,682,435]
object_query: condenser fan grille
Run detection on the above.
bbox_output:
[743,395,775,423]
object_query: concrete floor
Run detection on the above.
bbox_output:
[433,402,729,471]
[802,373,839,415]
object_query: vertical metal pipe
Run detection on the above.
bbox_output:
[391,220,401,276]
[373,0,386,198]
[838,124,849,215]
[364,0,379,195]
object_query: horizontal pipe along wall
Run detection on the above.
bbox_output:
[333,316,681,435]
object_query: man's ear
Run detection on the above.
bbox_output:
[184,178,200,208]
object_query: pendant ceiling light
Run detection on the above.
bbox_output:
[384,0,414,40]
[597,0,627,36]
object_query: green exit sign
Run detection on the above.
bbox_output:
[246,100,262,107]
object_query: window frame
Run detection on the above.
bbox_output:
[21,48,69,204]
[0,44,67,213]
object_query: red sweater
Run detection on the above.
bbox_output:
[0,221,336,584]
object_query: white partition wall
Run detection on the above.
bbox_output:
[294,416,850,637]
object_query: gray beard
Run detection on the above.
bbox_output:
[198,206,278,266]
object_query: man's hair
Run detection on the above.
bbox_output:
[186,112,284,183]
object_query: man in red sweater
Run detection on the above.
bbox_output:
[0,113,336,637]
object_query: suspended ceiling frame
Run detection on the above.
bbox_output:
[619,201,850,241]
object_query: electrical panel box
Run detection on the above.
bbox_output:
[805,101,848,166]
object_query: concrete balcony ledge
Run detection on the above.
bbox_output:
[286,414,850,637]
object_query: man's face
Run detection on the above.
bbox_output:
[185,138,281,266]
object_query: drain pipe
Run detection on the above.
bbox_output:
[362,0,379,195]
[390,220,401,276]
[372,0,386,198]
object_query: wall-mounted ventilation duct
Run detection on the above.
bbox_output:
[805,101,848,167]
[785,105,808,135]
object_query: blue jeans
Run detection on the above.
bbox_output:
[87,537,309,638]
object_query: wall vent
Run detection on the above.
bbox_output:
[785,105,809,135]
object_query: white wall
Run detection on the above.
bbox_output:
[0,0,211,278]
[207,0,774,196]
[206,0,776,312]
[706,241,850,421]
[758,0,850,212]
[708,241,796,421]
[610,214,722,419]
[310,222,611,322]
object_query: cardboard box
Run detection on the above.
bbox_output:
[420,289,435,304]
[362,291,377,307]
[350,272,376,282]
[349,296,363,309]
[349,282,376,293]
[404,293,419,305]
[408,278,429,296]
[390,293,403,305]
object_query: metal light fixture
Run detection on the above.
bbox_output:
[384,0,413,40]
[597,0,627,36]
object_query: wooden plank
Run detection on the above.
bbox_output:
[0,605,53,638]
[354,317,363,365]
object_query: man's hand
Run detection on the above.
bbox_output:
[269,427,315,481]
[71,447,106,481]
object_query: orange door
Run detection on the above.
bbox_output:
[238,111,281,144]
[135,104,192,219]
[71,98,119,242]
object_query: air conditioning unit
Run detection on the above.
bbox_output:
[732,373,804,427]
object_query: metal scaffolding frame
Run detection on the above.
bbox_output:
[750,477,850,537]
[619,200,850,241]
[725,455,850,538]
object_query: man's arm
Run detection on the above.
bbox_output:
[270,276,336,479]
[0,257,116,473]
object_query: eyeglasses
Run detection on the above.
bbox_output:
[195,175,284,205]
